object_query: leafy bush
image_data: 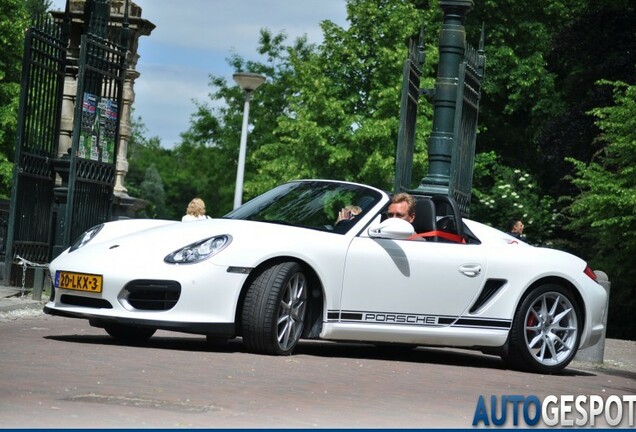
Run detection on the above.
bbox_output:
[471,151,557,246]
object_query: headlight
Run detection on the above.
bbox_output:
[69,224,104,252]
[164,235,231,264]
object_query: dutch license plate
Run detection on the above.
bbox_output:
[55,271,103,293]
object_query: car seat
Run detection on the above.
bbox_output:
[411,198,437,237]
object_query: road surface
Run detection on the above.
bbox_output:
[1,311,634,428]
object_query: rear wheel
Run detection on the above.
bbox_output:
[241,262,308,355]
[104,324,156,342]
[505,285,581,373]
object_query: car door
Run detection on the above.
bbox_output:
[339,236,487,325]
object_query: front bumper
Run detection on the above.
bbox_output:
[46,258,249,337]
[43,305,236,336]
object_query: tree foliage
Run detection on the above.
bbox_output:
[26,0,52,19]
[250,0,430,195]
[471,151,557,246]
[534,0,636,199]
[0,0,29,197]
[125,115,173,218]
[566,80,636,339]
[467,0,587,165]
[0,0,57,198]
[138,164,166,219]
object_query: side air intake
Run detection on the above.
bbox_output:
[469,279,506,313]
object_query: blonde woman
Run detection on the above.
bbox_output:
[181,198,210,221]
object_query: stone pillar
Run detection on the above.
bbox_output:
[114,68,139,194]
[574,271,611,364]
[58,74,77,158]
[110,0,154,198]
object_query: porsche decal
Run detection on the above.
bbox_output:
[328,310,511,330]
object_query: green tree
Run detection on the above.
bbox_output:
[0,0,55,198]
[138,164,166,219]
[0,0,29,197]
[466,0,587,166]
[127,112,231,219]
[181,29,322,213]
[566,80,636,339]
[534,0,636,199]
[251,0,431,194]
[125,115,174,217]
[26,0,52,20]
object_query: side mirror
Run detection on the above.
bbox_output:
[368,218,415,239]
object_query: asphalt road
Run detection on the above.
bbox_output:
[1,311,634,428]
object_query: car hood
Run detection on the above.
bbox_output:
[53,218,343,269]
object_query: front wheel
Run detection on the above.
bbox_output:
[241,262,308,355]
[505,285,581,374]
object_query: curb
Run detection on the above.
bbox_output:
[0,286,46,313]
[0,297,44,313]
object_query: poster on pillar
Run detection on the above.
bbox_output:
[79,92,96,160]
[99,97,118,163]
[79,92,118,164]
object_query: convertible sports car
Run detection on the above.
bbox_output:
[45,180,607,374]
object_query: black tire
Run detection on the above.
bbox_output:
[241,262,308,355]
[104,324,156,342]
[504,284,581,374]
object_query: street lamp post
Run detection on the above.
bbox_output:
[233,72,266,209]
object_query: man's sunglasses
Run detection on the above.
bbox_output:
[385,212,409,219]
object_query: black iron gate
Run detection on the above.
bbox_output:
[448,28,485,217]
[58,30,128,252]
[394,27,425,193]
[51,0,129,257]
[5,0,130,286]
[3,13,69,285]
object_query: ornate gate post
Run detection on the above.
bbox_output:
[395,0,485,216]
[415,0,474,197]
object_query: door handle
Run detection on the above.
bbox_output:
[459,264,482,277]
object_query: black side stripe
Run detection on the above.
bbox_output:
[453,318,511,329]
[327,310,511,330]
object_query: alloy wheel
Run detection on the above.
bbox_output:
[523,291,578,367]
[277,271,307,351]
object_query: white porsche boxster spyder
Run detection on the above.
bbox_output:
[45,180,607,373]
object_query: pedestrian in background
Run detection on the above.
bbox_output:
[506,218,524,239]
[182,198,210,221]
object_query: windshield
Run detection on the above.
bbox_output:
[225,181,384,234]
